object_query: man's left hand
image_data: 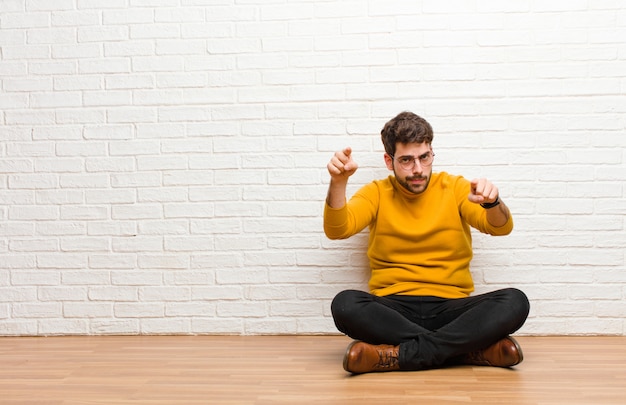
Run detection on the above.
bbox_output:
[469,178,499,205]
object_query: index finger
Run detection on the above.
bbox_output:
[470,178,481,195]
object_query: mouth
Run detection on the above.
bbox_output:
[407,177,426,185]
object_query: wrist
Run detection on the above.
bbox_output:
[480,195,500,209]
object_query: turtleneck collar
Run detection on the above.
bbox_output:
[389,175,430,201]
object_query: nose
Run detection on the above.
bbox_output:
[412,160,423,174]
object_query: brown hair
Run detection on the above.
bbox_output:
[380,111,434,156]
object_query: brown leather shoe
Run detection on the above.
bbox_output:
[343,341,400,374]
[462,336,523,368]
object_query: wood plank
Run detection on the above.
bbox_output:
[1,336,625,404]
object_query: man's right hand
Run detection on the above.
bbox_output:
[325,147,358,208]
[327,147,358,182]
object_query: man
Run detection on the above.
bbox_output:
[324,111,530,374]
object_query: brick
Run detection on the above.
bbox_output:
[166,302,215,317]
[155,7,204,23]
[27,27,76,45]
[62,270,110,285]
[35,158,83,173]
[111,237,163,253]
[0,320,37,335]
[52,44,101,59]
[87,223,136,237]
[85,189,136,204]
[0,12,49,29]
[206,5,256,22]
[104,40,154,57]
[111,270,163,286]
[6,110,55,125]
[191,318,243,334]
[164,270,214,286]
[0,159,34,173]
[88,286,138,301]
[111,203,162,220]
[159,106,212,122]
[245,318,297,335]
[269,301,323,317]
[245,285,297,301]
[0,93,28,110]
[78,26,128,42]
[140,286,191,301]
[191,253,244,269]
[130,24,180,40]
[10,238,58,252]
[0,221,35,236]
[102,9,154,25]
[51,10,100,27]
[214,202,264,217]
[89,253,137,269]
[188,187,238,202]
[89,320,139,335]
[138,220,189,235]
[13,303,62,318]
[59,174,109,188]
[191,286,243,301]
[138,187,188,203]
[216,301,266,318]
[216,267,268,284]
[138,254,189,269]
[60,237,109,252]
[9,205,58,220]
[37,221,85,236]
[213,236,265,252]
[114,303,164,318]
[55,109,107,124]
[0,287,38,301]
[107,107,157,123]
[83,85,138,105]
[110,173,161,187]
[105,74,154,89]
[297,317,337,334]
[64,302,113,318]
[164,236,215,252]
[38,319,89,335]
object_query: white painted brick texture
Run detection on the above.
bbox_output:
[1,1,625,336]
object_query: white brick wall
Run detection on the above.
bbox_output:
[1,0,625,336]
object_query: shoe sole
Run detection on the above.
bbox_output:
[343,340,361,373]
[507,336,524,366]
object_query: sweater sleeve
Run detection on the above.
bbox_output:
[453,175,514,236]
[323,182,379,240]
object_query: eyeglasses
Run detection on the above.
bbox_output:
[390,151,435,170]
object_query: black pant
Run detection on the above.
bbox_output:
[331,288,530,371]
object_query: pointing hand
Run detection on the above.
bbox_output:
[469,178,499,205]
[327,147,358,181]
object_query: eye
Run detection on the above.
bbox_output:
[399,157,412,164]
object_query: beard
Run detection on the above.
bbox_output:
[395,172,431,195]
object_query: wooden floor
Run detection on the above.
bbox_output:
[1,335,625,404]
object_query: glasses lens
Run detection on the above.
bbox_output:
[422,153,434,166]
[400,158,414,169]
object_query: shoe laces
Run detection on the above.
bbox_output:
[465,350,486,363]
[374,348,399,369]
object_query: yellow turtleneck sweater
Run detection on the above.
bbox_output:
[324,172,513,299]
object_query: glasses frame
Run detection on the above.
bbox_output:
[389,151,435,170]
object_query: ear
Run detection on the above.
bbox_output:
[384,153,394,171]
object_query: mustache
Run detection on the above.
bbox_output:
[406,175,427,181]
